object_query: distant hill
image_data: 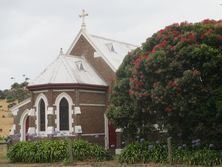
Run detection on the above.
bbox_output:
[0,82,31,137]
[0,81,31,108]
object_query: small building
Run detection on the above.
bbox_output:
[10,10,137,148]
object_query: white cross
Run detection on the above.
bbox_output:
[79,9,88,29]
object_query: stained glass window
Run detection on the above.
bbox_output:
[39,99,45,131]
[59,98,69,130]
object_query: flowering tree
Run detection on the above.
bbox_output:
[107,20,222,144]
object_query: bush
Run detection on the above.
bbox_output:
[174,148,222,166]
[108,19,222,144]
[119,141,167,164]
[119,142,222,166]
[7,139,112,163]
[7,140,67,163]
[71,139,112,161]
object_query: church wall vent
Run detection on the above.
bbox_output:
[75,61,85,71]
[105,43,116,53]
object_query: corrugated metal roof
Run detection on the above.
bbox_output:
[90,34,137,71]
[29,54,107,86]
[30,29,138,86]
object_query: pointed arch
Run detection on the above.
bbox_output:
[54,92,74,133]
[35,93,48,133]
[19,109,30,141]
[59,97,69,130]
[39,99,46,131]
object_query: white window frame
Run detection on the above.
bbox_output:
[34,93,48,135]
[54,92,74,134]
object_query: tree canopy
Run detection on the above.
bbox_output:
[107,20,222,145]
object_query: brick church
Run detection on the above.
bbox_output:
[10,10,137,149]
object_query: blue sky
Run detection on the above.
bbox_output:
[0,0,221,89]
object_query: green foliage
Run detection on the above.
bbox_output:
[119,142,222,166]
[173,148,222,166]
[119,142,167,164]
[7,139,112,163]
[0,90,6,99]
[7,140,67,163]
[107,20,222,144]
[107,48,153,141]
[71,139,112,161]
[0,81,31,108]
[0,136,6,142]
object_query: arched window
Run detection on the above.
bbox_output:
[39,99,45,131]
[59,98,69,130]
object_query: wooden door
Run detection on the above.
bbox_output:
[25,116,29,140]
[108,121,116,148]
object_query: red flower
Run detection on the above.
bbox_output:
[201,29,215,39]
[202,19,216,24]
[218,35,222,42]
[170,45,175,51]
[167,80,177,88]
[164,107,173,112]
[161,39,167,47]
[187,33,196,41]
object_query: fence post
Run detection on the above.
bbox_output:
[115,128,123,155]
[167,137,172,165]
[65,137,75,165]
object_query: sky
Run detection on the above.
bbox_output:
[0,0,221,89]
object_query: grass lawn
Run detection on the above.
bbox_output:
[1,156,220,167]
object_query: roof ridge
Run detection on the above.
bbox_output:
[90,34,138,47]
[63,54,84,59]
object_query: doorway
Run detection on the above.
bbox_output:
[20,110,30,141]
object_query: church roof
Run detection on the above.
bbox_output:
[29,23,138,87]
[90,35,137,70]
[29,54,107,86]
[67,30,138,72]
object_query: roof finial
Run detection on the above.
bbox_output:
[79,9,88,30]
[60,48,63,55]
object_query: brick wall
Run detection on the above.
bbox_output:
[14,88,107,145]
[13,102,32,134]
[79,91,106,104]
[70,35,116,85]
[79,106,105,134]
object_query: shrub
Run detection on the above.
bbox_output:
[175,148,222,166]
[119,141,167,164]
[7,140,67,163]
[90,144,112,161]
[119,142,147,164]
[7,139,112,163]
[71,139,112,161]
[119,142,222,166]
